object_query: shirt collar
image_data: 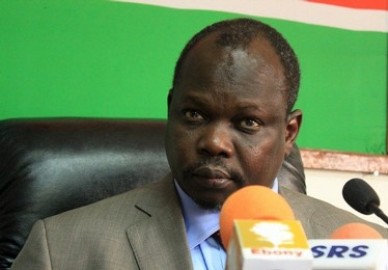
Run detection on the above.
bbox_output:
[175,182,219,249]
[175,178,279,249]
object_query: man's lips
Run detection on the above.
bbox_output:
[191,166,233,189]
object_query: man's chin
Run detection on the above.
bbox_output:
[193,197,223,211]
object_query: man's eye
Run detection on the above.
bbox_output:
[240,119,260,130]
[183,110,203,121]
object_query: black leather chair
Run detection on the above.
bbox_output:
[0,118,305,269]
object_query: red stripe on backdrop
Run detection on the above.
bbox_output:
[307,0,388,10]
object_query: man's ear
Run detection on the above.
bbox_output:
[167,89,173,113]
[285,109,302,155]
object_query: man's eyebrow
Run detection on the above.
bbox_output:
[181,95,264,112]
[236,104,260,110]
[233,102,265,113]
[180,94,211,107]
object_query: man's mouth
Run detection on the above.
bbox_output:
[192,166,233,189]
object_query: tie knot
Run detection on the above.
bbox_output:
[211,231,224,250]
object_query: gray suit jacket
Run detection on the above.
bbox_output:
[11,175,388,270]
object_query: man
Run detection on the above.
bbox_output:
[11,18,387,270]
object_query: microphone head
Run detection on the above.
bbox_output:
[342,178,380,215]
[330,222,383,239]
[219,185,295,249]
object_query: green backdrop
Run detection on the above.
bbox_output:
[0,0,386,154]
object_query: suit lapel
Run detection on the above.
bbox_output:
[126,176,193,270]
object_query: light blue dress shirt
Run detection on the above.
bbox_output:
[175,179,279,270]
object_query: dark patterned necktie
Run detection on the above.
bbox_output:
[211,231,225,250]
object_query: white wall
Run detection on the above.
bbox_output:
[305,169,388,228]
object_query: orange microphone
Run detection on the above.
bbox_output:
[310,223,387,269]
[219,185,313,270]
[330,222,382,240]
[219,185,295,249]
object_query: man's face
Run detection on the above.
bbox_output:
[165,33,300,209]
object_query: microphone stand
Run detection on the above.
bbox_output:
[369,203,388,226]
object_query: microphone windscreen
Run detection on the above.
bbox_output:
[330,222,382,239]
[219,185,294,249]
[342,178,380,215]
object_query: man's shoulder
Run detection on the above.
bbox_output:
[43,175,174,230]
[280,186,388,239]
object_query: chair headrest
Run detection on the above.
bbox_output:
[0,118,169,269]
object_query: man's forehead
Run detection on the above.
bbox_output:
[188,32,279,68]
[183,34,284,85]
[214,48,262,83]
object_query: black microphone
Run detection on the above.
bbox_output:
[342,178,388,225]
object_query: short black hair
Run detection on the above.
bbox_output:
[172,18,300,113]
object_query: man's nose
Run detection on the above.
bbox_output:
[197,124,233,158]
